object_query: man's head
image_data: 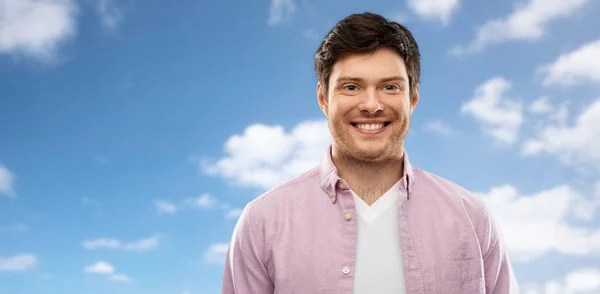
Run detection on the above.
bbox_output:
[314,12,421,163]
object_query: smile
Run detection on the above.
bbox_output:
[351,121,391,133]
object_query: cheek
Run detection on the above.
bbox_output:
[395,101,412,115]
[329,102,350,120]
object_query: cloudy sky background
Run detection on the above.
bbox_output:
[1,0,600,293]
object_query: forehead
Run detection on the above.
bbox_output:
[329,47,408,82]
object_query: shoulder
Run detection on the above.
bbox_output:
[239,166,321,222]
[412,167,500,252]
[412,166,488,213]
[231,166,321,253]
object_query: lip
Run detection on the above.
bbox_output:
[351,120,389,124]
[351,120,391,135]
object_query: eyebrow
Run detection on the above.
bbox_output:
[380,76,406,84]
[335,75,406,85]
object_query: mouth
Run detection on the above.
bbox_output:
[350,121,391,132]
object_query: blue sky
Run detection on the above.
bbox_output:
[1,0,600,293]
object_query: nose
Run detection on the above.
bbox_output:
[358,89,383,114]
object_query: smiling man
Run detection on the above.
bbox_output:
[221,12,519,294]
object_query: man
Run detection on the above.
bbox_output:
[222,12,519,294]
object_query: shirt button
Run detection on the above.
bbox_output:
[342,267,350,275]
[329,191,335,198]
[344,212,352,220]
[338,183,345,189]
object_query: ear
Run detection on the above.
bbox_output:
[317,82,329,117]
[410,83,419,115]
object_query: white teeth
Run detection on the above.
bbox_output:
[356,123,384,131]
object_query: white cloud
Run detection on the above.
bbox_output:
[84,261,131,282]
[529,96,553,114]
[155,195,229,214]
[225,208,242,219]
[94,0,121,30]
[123,236,159,252]
[203,243,229,264]
[202,119,331,190]
[0,0,78,61]
[407,0,460,25]
[184,194,217,209]
[539,39,600,87]
[478,184,600,262]
[528,97,570,129]
[84,261,114,274]
[461,77,523,144]
[422,119,453,135]
[0,165,15,197]
[522,98,600,169]
[108,273,131,282]
[82,238,120,249]
[548,102,570,126]
[154,200,177,215]
[82,236,159,252]
[268,0,295,26]
[524,267,600,294]
[0,254,37,272]
[451,0,590,55]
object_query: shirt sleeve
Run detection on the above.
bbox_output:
[481,206,520,293]
[221,204,274,294]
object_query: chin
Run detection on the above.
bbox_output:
[351,143,390,160]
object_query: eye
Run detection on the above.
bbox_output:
[384,85,399,91]
[344,85,358,91]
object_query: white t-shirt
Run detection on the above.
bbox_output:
[351,181,407,294]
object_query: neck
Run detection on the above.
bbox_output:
[331,146,405,205]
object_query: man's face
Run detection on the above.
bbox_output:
[317,47,419,162]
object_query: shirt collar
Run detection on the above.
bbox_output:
[318,144,415,204]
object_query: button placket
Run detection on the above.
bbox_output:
[337,180,356,283]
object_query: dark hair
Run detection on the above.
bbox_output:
[314,12,421,98]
